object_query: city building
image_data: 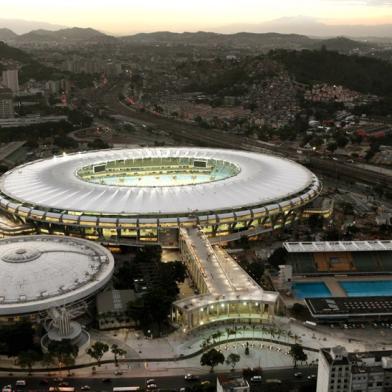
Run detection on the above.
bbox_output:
[1,69,19,94]
[0,86,14,119]
[217,375,250,392]
[0,148,321,244]
[317,346,392,392]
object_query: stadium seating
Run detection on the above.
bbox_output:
[289,250,392,275]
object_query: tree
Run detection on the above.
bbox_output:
[41,352,55,370]
[47,340,79,370]
[200,348,225,372]
[63,354,76,376]
[267,247,288,269]
[0,321,35,357]
[86,341,109,366]
[291,303,309,320]
[327,142,337,153]
[87,138,110,150]
[111,344,127,367]
[289,344,308,368]
[245,342,250,356]
[226,353,240,371]
[17,350,41,374]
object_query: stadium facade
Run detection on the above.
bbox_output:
[0,148,321,245]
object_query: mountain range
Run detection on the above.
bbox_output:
[0,27,116,46]
[0,26,378,54]
[0,18,65,34]
[218,16,392,38]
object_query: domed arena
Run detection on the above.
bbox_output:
[0,148,321,244]
[0,235,114,318]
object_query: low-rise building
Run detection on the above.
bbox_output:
[217,375,250,392]
[317,346,392,392]
[96,289,137,330]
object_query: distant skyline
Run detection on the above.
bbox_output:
[1,0,392,35]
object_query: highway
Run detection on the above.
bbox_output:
[0,367,317,391]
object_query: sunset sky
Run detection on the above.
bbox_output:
[1,0,392,34]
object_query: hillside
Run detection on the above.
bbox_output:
[0,28,18,42]
[310,36,374,53]
[270,48,392,97]
[15,27,116,45]
[0,41,94,86]
[120,31,316,50]
[0,41,32,63]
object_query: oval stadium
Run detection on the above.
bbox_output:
[0,148,321,245]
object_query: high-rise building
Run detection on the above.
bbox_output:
[0,86,14,119]
[1,69,19,94]
[317,346,392,392]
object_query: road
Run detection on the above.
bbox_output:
[0,367,317,391]
[94,84,392,191]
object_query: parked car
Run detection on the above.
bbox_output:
[250,376,262,382]
[294,372,303,378]
[81,386,91,391]
[146,379,156,385]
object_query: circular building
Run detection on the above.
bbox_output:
[0,235,114,318]
[0,148,321,244]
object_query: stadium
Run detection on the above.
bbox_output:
[0,147,321,245]
[277,240,392,324]
[0,235,114,319]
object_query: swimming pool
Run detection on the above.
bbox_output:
[292,282,332,299]
[340,280,392,297]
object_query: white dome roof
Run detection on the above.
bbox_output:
[0,148,318,216]
[0,235,114,315]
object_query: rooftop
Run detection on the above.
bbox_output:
[284,240,392,253]
[306,296,392,318]
[0,147,318,216]
[0,235,114,315]
[173,227,278,312]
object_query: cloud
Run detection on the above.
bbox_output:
[323,0,392,5]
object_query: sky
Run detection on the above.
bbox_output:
[1,0,392,35]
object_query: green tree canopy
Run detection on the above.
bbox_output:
[289,343,308,368]
[47,339,79,369]
[200,348,225,372]
[17,350,41,373]
[111,344,127,367]
[226,353,241,370]
[86,341,109,366]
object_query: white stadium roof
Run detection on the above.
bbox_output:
[0,235,114,315]
[284,240,392,253]
[0,148,319,216]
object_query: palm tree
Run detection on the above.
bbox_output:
[111,344,127,367]
[215,330,222,343]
